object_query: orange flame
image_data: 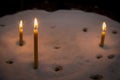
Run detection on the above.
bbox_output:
[34,18,38,29]
[102,22,107,31]
[19,20,23,28]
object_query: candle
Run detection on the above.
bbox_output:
[99,22,107,47]
[19,20,23,46]
[34,18,38,69]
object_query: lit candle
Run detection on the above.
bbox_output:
[34,18,38,69]
[19,20,23,46]
[99,22,107,47]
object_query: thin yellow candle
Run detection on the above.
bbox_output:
[34,18,38,69]
[99,22,107,47]
[19,20,23,46]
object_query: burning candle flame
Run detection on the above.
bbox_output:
[19,20,23,29]
[34,18,38,29]
[102,22,107,31]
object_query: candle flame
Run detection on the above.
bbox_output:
[34,18,38,29]
[19,20,23,28]
[102,22,107,31]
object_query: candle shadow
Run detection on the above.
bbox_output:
[16,40,26,46]
[99,45,110,50]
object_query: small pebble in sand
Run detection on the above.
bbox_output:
[54,46,61,49]
[6,60,14,64]
[112,30,118,34]
[54,66,63,72]
[96,54,103,59]
[50,26,56,29]
[90,74,103,80]
[108,54,115,59]
[0,24,6,27]
[83,28,88,32]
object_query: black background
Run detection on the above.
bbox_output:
[0,0,120,22]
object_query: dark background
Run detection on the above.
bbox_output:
[0,0,120,22]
